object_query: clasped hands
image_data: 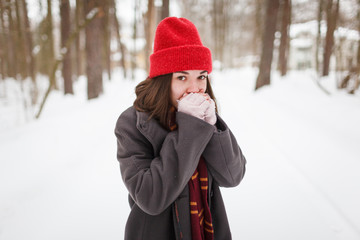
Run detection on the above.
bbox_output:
[177,93,217,125]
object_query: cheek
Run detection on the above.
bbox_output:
[200,80,207,93]
[170,81,184,105]
[171,87,183,101]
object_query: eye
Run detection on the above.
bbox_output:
[198,75,207,80]
[177,76,186,81]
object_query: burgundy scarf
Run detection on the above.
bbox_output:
[169,108,214,240]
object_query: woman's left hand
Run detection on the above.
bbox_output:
[204,98,216,125]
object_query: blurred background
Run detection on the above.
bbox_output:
[0,0,358,112]
[1,0,360,240]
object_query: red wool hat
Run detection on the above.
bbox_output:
[149,17,212,78]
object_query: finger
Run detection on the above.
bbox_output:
[191,93,208,105]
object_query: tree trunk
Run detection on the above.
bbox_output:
[85,0,104,99]
[15,0,27,79]
[21,0,36,82]
[46,0,56,88]
[322,0,340,76]
[112,0,127,79]
[0,0,7,79]
[132,0,138,80]
[36,8,99,118]
[315,0,324,75]
[277,0,291,76]
[102,0,111,80]
[5,0,17,78]
[145,0,155,74]
[357,0,360,68]
[60,0,73,94]
[161,0,169,20]
[212,0,225,66]
[253,0,264,60]
[75,0,83,78]
[255,0,280,90]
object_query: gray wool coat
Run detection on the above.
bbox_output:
[115,106,246,240]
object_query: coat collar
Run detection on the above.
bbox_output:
[136,110,169,154]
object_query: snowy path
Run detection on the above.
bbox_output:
[222,103,360,240]
[1,69,360,239]
[214,69,360,239]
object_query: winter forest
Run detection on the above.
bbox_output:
[1,0,360,239]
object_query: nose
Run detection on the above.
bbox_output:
[186,79,201,93]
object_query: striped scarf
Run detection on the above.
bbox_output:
[169,107,214,240]
[188,157,214,240]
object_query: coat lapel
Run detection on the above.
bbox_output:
[136,111,169,156]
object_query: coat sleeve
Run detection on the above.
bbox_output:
[202,114,246,187]
[115,109,216,216]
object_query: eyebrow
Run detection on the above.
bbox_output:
[174,71,208,74]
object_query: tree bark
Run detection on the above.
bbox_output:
[102,0,111,80]
[0,0,7,79]
[15,0,27,79]
[75,0,83,78]
[255,0,280,90]
[357,0,360,68]
[277,0,291,76]
[112,0,127,79]
[161,0,169,20]
[36,7,98,118]
[253,0,264,59]
[132,0,138,80]
[60,0,73,94]
[85,0,104,99]
[145,0,155,74]
[21,0,36,82]
[5,0,17,78]
[315,0,324,75]
[46,0,56,88]
[322,0,340,76]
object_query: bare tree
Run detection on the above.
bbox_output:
[132,0,138,80]
[253,0,265,58]
[112,0,127,79]
[75,0,83,78]
[315,0,324,75]
[5,0,17,78]
[60,0,73,94]
[36,6,99,118]
[0,0,7,79]
[145,0,155,74]
[322,0,340,76]
[15,0,28,79]
[47,0,55,80]
[102,0,111,80]
[21,0,36,83]
[212,0,230,67]
[161,0,169,20]
[85,0,104,99]
[339,0,360,94]
[357,0,360,68]
[277,0,291,76]
[255,0,280,90]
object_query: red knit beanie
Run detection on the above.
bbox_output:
[149,17,212,78]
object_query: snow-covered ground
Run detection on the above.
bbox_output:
[1,68,360,240]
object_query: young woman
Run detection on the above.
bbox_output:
[115,17,246,240]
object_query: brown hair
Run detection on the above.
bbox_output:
[134,74,217,130]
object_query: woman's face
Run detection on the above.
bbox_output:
[170,70,208,107]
